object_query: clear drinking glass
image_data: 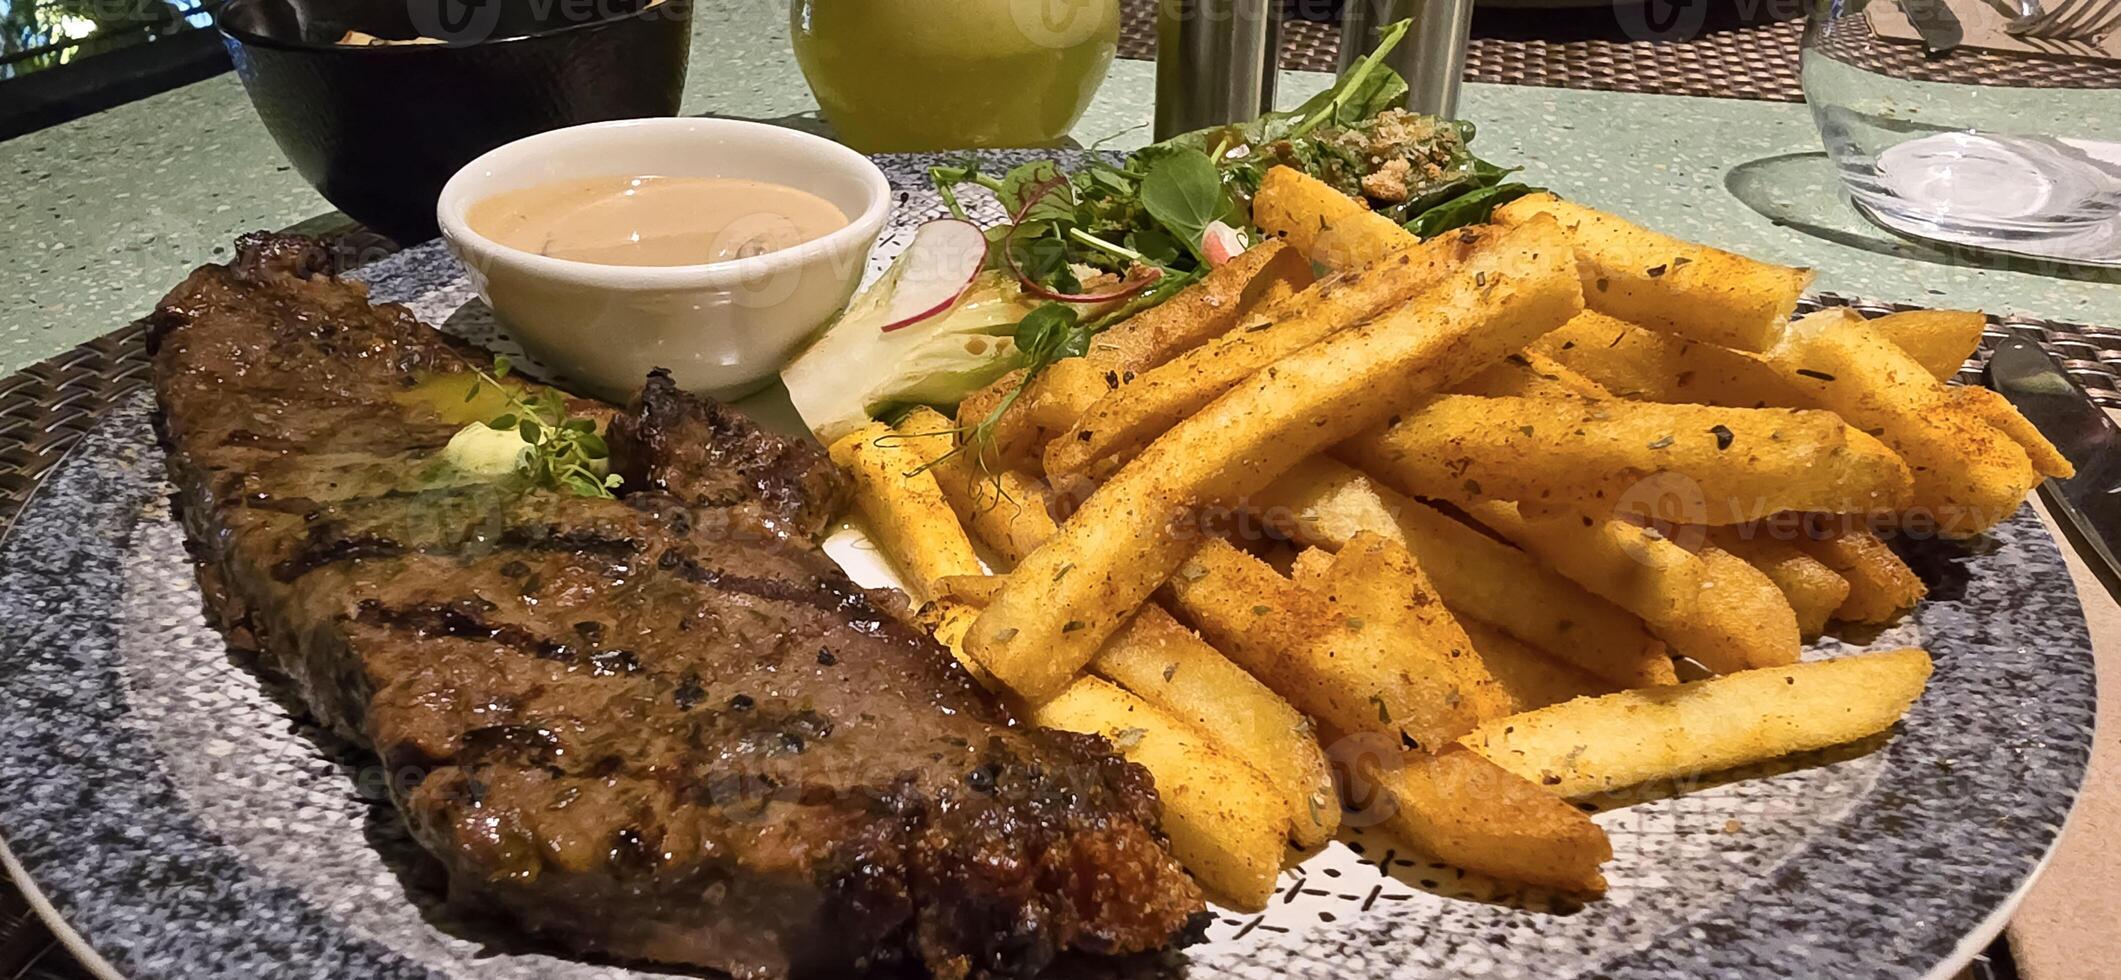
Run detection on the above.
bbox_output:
[1801,0,2121,266]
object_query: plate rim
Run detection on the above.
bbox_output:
[5,751,2061,980]
[0,415,127,980]
[0,835,124,980]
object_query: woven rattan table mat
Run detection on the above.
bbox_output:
[0,289,2105,976]
[1121,2,2121,102]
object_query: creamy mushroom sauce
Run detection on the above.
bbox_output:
[468,175,849,267]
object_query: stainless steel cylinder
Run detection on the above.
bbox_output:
[1154,0,1283,140]
[1337,0,1475,118]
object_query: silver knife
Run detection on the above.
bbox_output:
[1988,337,2121,580]
[1899,0,1965,56]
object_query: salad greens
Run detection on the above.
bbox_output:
[783,266,1055,444]
[932,21,1533,299]
[782,20,1537,465]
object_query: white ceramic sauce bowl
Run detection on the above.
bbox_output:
[437,117,890,401]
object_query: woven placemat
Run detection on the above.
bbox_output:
[1123,2,2121,102]
[0,286,2103,976]
[1462,15,1808,102]
[1118,0,1813,102]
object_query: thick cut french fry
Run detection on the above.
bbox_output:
[1311,209,1429,273]
[891,405,960,455]
[1044,224,1509,481]
[1950,385,2075,479]
[830,422,983,603]
[1461,649,1933,798]
[933,573,1005,608]
[955,368,1040,465]
[949,468,1059,567]
[1290,545,1336,589]
[1257,456,1675,688]
[915,598,991,687]
[1867,309,1986,381]
[1281,547,1331,585]
[1093,604,1341,847]
[1251,270,1304,311]
[1333,732,1611,893]
[886,405,962,486]
[1095,240,1315,368]
[1464,500,1801,672]
[1459,620,1616,711]
[1253,165,1370,249]
[1660,544,1804,669]
[1535,310,1808,408]
[1022,242,1316,434]
[1545,310,2060,518]
[1495,193,1813,352]
[1252,165,1417,270]
[1342,395,1913,524]
[1316,532,1511,722]
[1033,677,1291,909]
[1704,527,1851,639]
[895,408,1059,567]
[1792,527,1927,623]
[969,219,1585,701]
[1451,350,1613,399]
[1166,540,1481,752]
[1544,310,2060,521]
[1767,309,2037,537]
[892,406,1062,568]
[1022,358,1115,433]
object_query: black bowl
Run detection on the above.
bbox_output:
[218,0,692,243]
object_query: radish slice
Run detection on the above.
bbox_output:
[879,219,988,333]
[1202,220,1248,267]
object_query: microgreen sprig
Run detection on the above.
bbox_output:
[464,357,623,499]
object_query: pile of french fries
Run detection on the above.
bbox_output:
[827,167,2062,908]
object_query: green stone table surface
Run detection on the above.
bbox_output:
[0,6,2114,378]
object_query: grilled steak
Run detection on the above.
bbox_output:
[147,233,1204,979]
[609,368,849,544]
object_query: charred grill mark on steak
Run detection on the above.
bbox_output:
[353,598,582,662]
[148,233,1204,979]
[273,533,404,581]
[270,487,651,582]
[662,547,894,619]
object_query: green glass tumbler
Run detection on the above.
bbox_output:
[791,0,1120,153]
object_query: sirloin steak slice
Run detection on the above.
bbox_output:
[146,233,1205,979]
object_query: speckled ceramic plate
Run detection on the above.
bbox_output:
[0,153,2098,980]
